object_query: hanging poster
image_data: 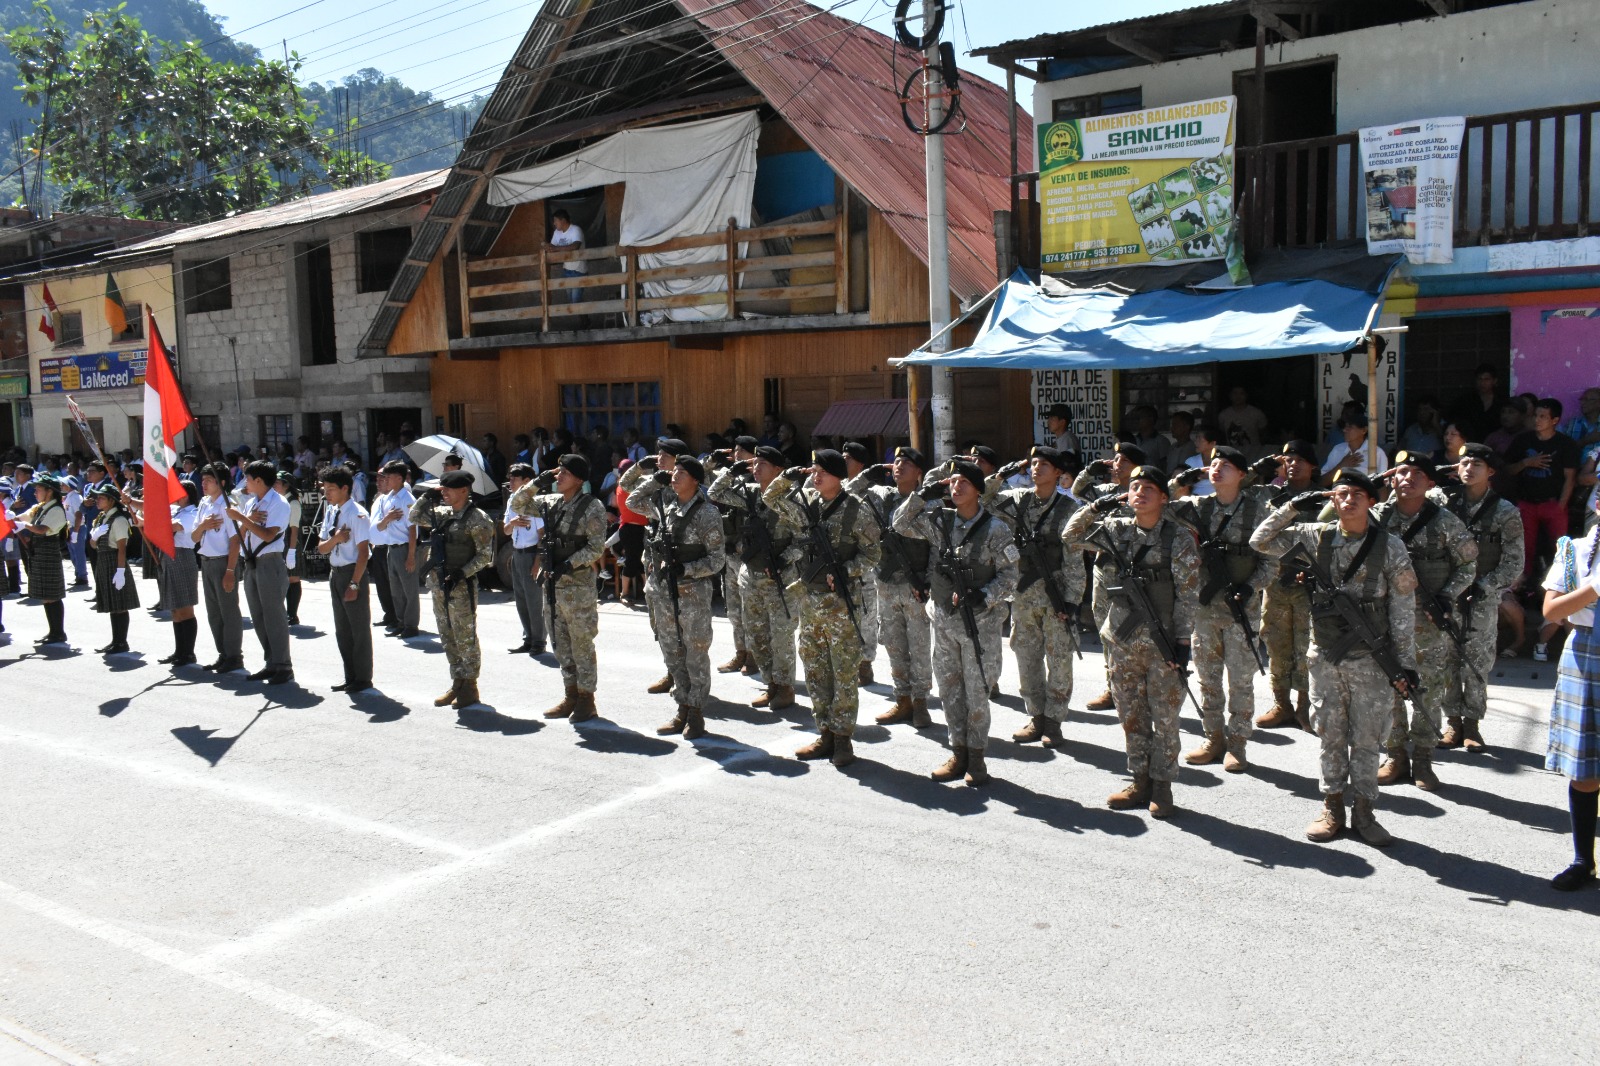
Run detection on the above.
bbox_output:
[1031,368,1117,456]
[1036,96,1237,273]
[1316,343,1400,445]
[1358,117,1466,265]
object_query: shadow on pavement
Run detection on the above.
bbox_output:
[349,688,411,723]
[689,734,808,777]
[455,705,542,735]
[171,709,268,766]
[1168,808,1377,878]
[574,718,677,757]
[1435,744,1545,774]
[849,758,989,816]
[1391,839,1600,913]
[100,674,198,717]
[1433,779,1568,834]
[984,778,1149,838]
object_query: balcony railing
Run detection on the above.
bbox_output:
[463,216,848,337]
[1237,101,1600,252]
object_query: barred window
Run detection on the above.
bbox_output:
[559,380,662,439]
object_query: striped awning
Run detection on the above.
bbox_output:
[812,398,927,438]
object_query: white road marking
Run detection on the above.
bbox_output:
[0,1017,97,1066]
[0,728,472,858]
[0,880,482,1066]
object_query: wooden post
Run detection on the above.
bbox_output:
[725,217,738,320]
[624,246,638,326]
[456,230,472,339]
[540,246,550,334]
[1367,333,1380,471]
[835,180,849,315]
[908,368,924,454]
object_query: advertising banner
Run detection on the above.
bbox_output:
[1036,96,1237,272]
[39,349,147,393]
[1358,116,1466,265]
[1316,345,1400,445]
[1031,368,1117,455]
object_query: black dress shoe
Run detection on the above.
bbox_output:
[158,651,180,664]
[39,633,68,646]
[508,642,532,654]
[374,618,396,629]
[1552,862,1598,891]
[331,682,350,692]
[266,670,295,686]
[202,659,223,671]
[97,642,130,655]
[170,654,197,668]
[248,668,274,681]
[346,681,372,693]
[397,627,421,639]
[215,659,244,673]
[530,643,547,655]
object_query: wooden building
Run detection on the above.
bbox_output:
[357,0,1029,457]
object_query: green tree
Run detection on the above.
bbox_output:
[302,68,484,178]
[5,1,386,221]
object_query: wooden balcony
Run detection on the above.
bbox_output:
[1237,101,1600,253]
[460,215,854,344]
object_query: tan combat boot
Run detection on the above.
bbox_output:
[751,687,775,709]
[1012,716,1047,743]
[1412,748,1439,791]
[1294,690,1312,731]
[544,684,577,718]
[454,680,480,708]
[1438,716,1465,749]
[767,684,797,710]
[910,697,933,728]
[1256,691,1297,728]
[1376,749,1410,786]
[830,734,856,769]
[930,745,968,782]
[1350,795,1394,847]
[1039,717,1065,747]
[795,729,834,760]
[1148,779,1175,818]
[1305,793,1346,842]
[1462,718,1486,752]
[647,674,674,694]
[1087,689,1116,711]
[433,681,459,707]
[876,696,913,725]
[717,650,748,674]
[656,706,687,735]
[858,661,875,685]
[1185,730,1226,765]
[1223,737,1248,774]
[1107,774,1152,810]
[681,706,706,741]
[964,748,991,787]
[741,656,759,676]
[569,692,597,723]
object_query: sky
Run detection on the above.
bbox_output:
[199,0,1196,110]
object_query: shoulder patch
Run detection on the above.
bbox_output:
[1002,543,1021,564]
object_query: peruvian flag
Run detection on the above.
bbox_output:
[37,282,58,342]
[0,492,13,543]
[141,311,194,558]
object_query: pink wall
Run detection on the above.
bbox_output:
[1510,305,1600,406]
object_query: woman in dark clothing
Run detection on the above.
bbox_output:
[20,473,69,645]
[88,482,139,655]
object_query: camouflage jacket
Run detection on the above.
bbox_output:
[892,497,1019,615]
[762,472,881,590]
[506,485,607,590]
[1163,486,1274,602]
[1445,488,1525,596]
[1063,505,1199,643]
[988,486,1084,607]
[406,498,495,580]
[1370,498,1479,606]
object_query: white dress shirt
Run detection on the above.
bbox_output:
[240,488,290,555]
[172,504,199,548]
[504,504,544,550]
[194,493,238,557]
[319,499,371,567]
[369,486,415,547]
[1321,441,1390,478]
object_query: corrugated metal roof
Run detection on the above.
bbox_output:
[107,169,449,256]
[813,397,928,437]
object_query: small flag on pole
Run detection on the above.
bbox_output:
[104,273,128,336]
[37,282,58,342]
[141,310,194,559]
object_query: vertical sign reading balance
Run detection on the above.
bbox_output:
[1037,96,1237,272]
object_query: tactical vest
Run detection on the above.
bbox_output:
[660,496,710,565]
[737,499,792,569]
[1196,494,1261,604]
[1271,485,1321,587]
[1014,493,1065,594]
[1309,526,1388,655]
[799,493,861,592]
[930,509,998,612]
[548,495,600,564]
[1392,502,1452,597]
[875,494,931,584]
[1456,493,1504,580]
[441,511,480,571]
[719,499,744,544]
[1097,519,1178,634]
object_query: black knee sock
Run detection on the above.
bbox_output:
[44,600,64,637]
[111,611,129,645]
[1571,785,1598,868]
[286,583,302,619]
[176,617,197,657]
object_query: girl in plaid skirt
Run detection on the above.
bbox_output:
[88,483,139,655]
[1542,491,1600,891]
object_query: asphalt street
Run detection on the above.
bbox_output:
[1,577,1596,1065]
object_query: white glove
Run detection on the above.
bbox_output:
[286,549,298,568]
[88,526,105,543]
[112,567,126,590]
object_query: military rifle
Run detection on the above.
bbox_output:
[1006,495,1081,659]
[1427,591,1487,690]
[931,513,990,691]
[794,487,864,645]
[1281,541,1423,705]
[863,489,929,602]
[733,477,789,618]
[1225,588,1270,673]
[651,491,686,647]
[1084,522,1200,713]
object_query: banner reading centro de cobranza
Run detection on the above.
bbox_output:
[1037,96,1238,273]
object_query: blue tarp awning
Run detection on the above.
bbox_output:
[900,263,1399,370]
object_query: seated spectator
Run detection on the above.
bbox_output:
[1485,401,1523,456]
[1218,385,1269,452]
[1397,395,1445,459]
[1320,408,1388,483]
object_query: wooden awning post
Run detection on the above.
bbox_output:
[1367,332,1380,470]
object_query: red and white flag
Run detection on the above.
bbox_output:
[36,282,58,342]
[141,310,194,558]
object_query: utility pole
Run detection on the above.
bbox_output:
[923,0,954,462]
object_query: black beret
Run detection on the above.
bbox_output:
[1279,439,1319,463]
[969,445,998,467]
[439,471,475,490]
[950,459,985,489]
[1332,469,1378,497]
[1210,445,1249,471]
[842,441,871,464]
[1459,442,1499,465]
[733,435,759,453]
[1128,464,1169,493]
[678,456,706,483]
[753,446,786,466]
[655,438,691,457]
[894,446,926,471]
[811,449,847,479]
[1029,445,1065,470]
[558,453,590,480]
[1114,442,1147,464]
[1393,450,1438,480]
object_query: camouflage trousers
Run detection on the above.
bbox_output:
[428,578,481,680]
[1443,595,1496,721]
[1105,631,1184,782]
[550,574,599,694]
[723,557,746,653]
[933,602,1004,751]
[1262,581,1311,697]
[1387,616,1453,752]
[1309,650,1391,801]
[1010,582,1074,721]
[876,577,931,700]
[858,570,880,662]
[649,576,714,710]
[1192,598,1260,741]
[797,584,864,736]
[739,566,797,687]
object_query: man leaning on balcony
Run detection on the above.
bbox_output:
[547,209,585,306]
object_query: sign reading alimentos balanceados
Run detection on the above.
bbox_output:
[1036,96,1240,275]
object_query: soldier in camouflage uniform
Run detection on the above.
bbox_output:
[845,446,934,728]
[1071,441,1147,711]
[843,442,880,684]
[764,450,881,768]
[625,455,726,740]
[1163,446,1279,772]
[408,470,496,708]
[708,444,799,710]
[623,438,691,695]
[509,454,608,724]
[1371,450,1478,791]
[1255,440,1325,731]
[894,458,1019,787]
[1442,442,1525,751]
[1252,470,1419,846]
[713,439,753,676]
[1064,465,1199,817]
[988,446,1081,746]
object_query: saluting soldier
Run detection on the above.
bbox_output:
[1442,442,1525,751]
[1256,440,1325,730]
[842,441,880,684]
[511,454,608,723]
[765,450,881,768]
[1072,441,1147,711]
[409,470,496,709]
[627,455,726,740]
[894,458,1018,786]
[621,437,691,694]
[1251,471,1419,846]
[1164,446,1278,772]
[1371,450,1478,791]
[708,444,800,710]
[712,440,752,677]
[844,446,934,728]
[988,445,1081,746]
[1064,465,1199,816]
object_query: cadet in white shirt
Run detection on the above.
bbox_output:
[502,463,547,656]
[226,460,294,684]
[370,460,420,638]
[192,462,244,672]
[318,466,373,693]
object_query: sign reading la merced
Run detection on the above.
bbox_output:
[39,349,148,393]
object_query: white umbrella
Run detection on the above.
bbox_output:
[403,434,497,495]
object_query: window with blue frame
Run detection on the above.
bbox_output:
[560,380,662,439]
